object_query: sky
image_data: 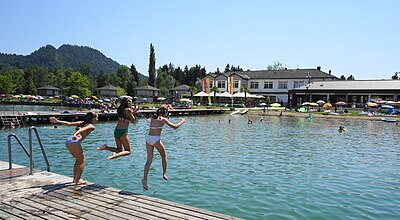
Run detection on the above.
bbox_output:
[1,0,399,79]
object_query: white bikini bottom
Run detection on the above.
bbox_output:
[146,135,160,145]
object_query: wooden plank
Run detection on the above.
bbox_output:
[0,206,25,219]
[1,198,66,220]
[38,191,155,220]
[20,196,78,219]
[54,187,187,220]
[26,194,94,220]
[80,185,234,220]
[0,202,44,220]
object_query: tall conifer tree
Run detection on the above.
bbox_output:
[148,43,156,86]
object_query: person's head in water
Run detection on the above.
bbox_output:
[153,106,169,119]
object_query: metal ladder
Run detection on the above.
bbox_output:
[0,105,24,127]
[7,126,50,175]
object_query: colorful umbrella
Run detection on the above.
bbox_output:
[323,103,332,108]
[271,103,281,107]
[381,105,394,109]
[179,98,191,102]
[316,100,326,105]
[336,101,346,105]
[376,100,387,104]
[386,101,396,105]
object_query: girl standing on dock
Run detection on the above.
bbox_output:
[142,106,186,190]
[50,111,98,185]
[97,96,140,160]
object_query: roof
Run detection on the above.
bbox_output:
[134,85,160,91]
[97,84,118,90]
[170,84,190,91]
[36,85,61,90]
[204,68,338,80]
[294,80,400,91]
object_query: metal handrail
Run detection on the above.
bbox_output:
[7,134,31,170]
[29,126,50,173]
[7,126,50,175]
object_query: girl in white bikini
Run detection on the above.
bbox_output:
[142,106,186,190]
[50,111,98,185]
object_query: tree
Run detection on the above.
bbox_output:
[116,87,126,97]
[116,65,131,92]
[66,71,91,97]
[156,69,175,97]
[340,75,346,80]
[225,64,230,72]
[0,72,14,93]
[241,86,250,107]
[392,72,399,80]
[24,67,37,94]
[267,60,285,70]
[347,75,355,80]
[97,70,110,87]
[130,64,140,86]
[148,43,156,86]
[50,67,67,89]
[211,86,219,103]
[3,68,24,94]
[189,86,198,100]
[78,63,91,76]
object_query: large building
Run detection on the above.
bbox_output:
[202,66,338,104]
[289,80,400,108]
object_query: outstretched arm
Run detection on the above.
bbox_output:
[50,117,82,126]
[162,117,186,130]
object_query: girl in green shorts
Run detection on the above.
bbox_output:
[97,97,139,160]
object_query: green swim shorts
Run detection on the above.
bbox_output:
[114,128,128,139]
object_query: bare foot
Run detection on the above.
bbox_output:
[142,179,148,190]
[163,174,168,181]
[107,152,118,160]
[74,179,87,185]
[96,144,107,150]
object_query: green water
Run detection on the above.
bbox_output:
[1,115,399,219]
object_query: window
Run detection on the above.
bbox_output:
[278,81,288,89]
[294,80,304,88]
[217,80,226,88]
[233,80,239,88]
[250,82,259,89]
[264,81,273,89]
[209,81,213,88]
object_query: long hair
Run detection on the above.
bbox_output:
[117,97,131,118]
[153,106,168,119]
[76,111,97,130]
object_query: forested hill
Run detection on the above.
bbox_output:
[0,44,124,78]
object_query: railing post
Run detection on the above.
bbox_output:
[29,127,33,175]
[7,134,12,170]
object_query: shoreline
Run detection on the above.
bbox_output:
[248,109,397,121]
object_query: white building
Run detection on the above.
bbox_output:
[202,66,339,105]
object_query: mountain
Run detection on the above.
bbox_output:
[0,44,146,80]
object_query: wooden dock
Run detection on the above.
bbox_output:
[0,108,227,127]
[0,161,240,219]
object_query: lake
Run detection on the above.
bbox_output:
[1,114,399,219]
